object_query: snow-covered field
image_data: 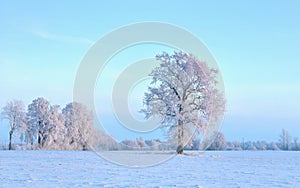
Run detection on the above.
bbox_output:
[1,150,300,187]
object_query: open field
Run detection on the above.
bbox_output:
[1,150,300,187]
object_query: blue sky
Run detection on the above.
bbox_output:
[0,1,300,142]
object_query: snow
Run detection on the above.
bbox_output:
[1,150,300,187]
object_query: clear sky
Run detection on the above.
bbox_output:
[0,0,300,142]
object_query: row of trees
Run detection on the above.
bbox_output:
[1,98,96,150]
[205,129,300,151]
[1,99,298,151]
[95,136,176,151]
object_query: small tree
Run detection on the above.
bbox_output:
[142,51,225,154]
[279,129,291,150]
[268,142,279,150]
[292,137,299,151]
[1,100,26,150]
[207,131,227,150]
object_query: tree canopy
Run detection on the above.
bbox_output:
[142,51,225,154]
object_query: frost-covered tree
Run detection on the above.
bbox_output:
[142,51,225,154]
[207,131,227,150]
[96,133,120,150]
[27,97,52,148]
[292,137,299,151]
[256,141,268,150]
[121,139,140,150]
[267,142,280,150]
[1,100,26,150]
[279,129,291,150]
[62,102,95,150]
[244,141,256,150]
[136,137,147,148]
[42,105,66,149]
[145,139,161,150]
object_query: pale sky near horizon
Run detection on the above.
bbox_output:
[0,1,300,142]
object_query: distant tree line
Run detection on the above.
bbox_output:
[95,130,300,151]
[194,129,300,151]
[95,136,177,151]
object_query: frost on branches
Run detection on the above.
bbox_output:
[62,102,95,150]
[25,98,96,150]
[141,51,225,154]
[1,100,26,150]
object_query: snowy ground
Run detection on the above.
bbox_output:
[1,150,300,187]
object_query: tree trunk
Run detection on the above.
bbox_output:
[176,120,184,154]
[176,102,184,154]
[8,130,13,150]
[176,145,183,154]
[38,132,41,145]
[41,135,47,148]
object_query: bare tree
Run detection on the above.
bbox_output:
[1,100,26,150]
[142,51,225,154]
